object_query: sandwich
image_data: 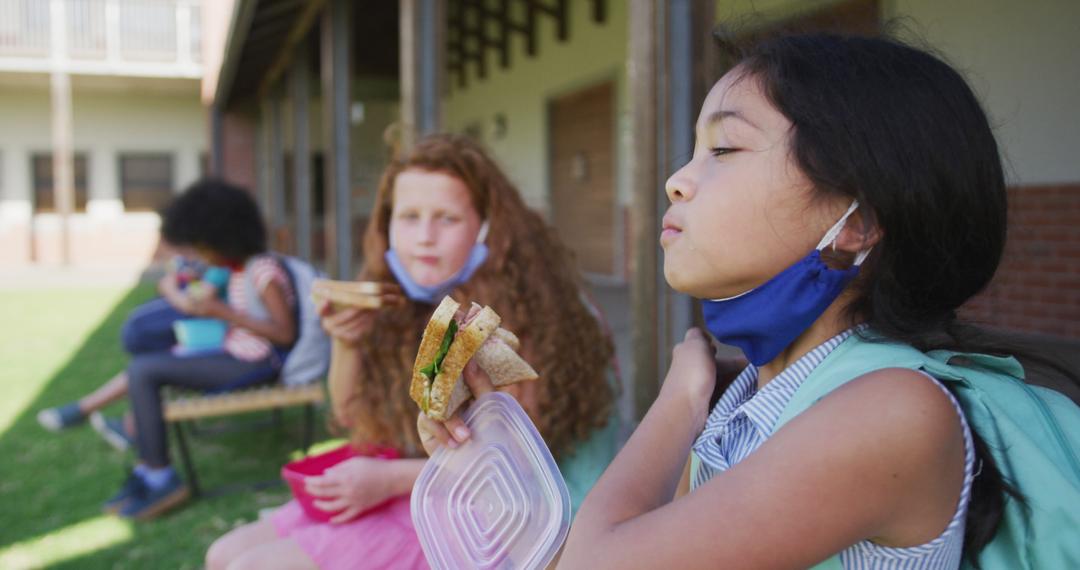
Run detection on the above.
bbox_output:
[311,279,401,309]
[410,296,539,420]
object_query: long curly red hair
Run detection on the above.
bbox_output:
[344,133,614,459]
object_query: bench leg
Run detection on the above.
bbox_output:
[172,421,202,497]
[301,404,315,455]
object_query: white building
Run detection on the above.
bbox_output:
[0,0,207,267]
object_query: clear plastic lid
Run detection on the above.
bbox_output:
[412,392,571,570]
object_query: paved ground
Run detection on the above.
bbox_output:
[0,263,164,290]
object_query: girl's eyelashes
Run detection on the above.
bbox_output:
[710,147,739,157]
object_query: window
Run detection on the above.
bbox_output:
[32,153,89,212]
[120,154,173,211]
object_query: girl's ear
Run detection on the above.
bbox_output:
[834,209,882,254]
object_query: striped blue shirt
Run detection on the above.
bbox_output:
[691,330,975,569]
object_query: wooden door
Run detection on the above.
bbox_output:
[549,81,616,276]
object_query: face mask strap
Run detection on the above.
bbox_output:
[816,200,860,251]
[475,220,490,244]
[853,247,873,266]
[815,200,874,267]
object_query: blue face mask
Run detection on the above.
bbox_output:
[701,201,871,366]
[384,221,490,304]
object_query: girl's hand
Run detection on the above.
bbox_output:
[416,360,496,455]
[318,299,376,346]
[658,328,718,428]
[187,295,230,320]
[304,457,396,524]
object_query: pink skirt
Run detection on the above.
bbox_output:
[270,496,429,570]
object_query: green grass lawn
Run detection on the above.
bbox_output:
[0,284,329,569]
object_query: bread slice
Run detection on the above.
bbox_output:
[311,280,395,309]
[311,287,384,309]
[490,327,520,351]
[312,279,385,295]
[409,296,461,407]
[474,336,538,387]
[423,306,501,420]
[410,297,540,421]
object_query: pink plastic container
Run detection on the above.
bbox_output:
[282,443,401,522]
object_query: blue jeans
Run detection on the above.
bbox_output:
[127,351,278,467]
[120,297,186,355]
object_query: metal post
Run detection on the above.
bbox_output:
[400,0,417,151]
[321,0,353,278]
[210,104,224,177]
[290,40,313,261]
[417,0,443,135]
[665,0,695,344]
[401,0,444,151]
[49,0,74,265]
[628,0,713,419]
[269,84,286,248]
[629,0,660,419]
[256,102,271,218]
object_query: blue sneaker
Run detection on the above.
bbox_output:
[37,402,86,432]
[90,412,134,452]
[104,471,146,514]
[118,470,190,520]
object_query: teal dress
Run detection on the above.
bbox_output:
[557,368,623,519]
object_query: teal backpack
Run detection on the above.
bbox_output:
[774,335,1080,569]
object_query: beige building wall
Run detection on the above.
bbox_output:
[0,79,206,266]
[442,0,629,214]
[712,0,1080,185]
[891,0,1080,185]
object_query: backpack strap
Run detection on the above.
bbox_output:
[776,334,1080,570]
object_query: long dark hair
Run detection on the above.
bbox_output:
[731,33,1075,563]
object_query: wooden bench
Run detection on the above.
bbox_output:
[164,383,325,496]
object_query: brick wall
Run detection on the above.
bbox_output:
[962,184,1080,339]
[221,110,257,192]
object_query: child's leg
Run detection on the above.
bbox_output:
[114,352,275,519]
[38,370,130,432]
[226,538,318,570]
[205,519,288,570]
[127,351,274,468]
[78,370,129,414]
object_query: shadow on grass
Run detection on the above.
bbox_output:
[0,283,328,569]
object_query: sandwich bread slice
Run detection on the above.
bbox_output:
[410,296,538,420]
[311,279,399,309]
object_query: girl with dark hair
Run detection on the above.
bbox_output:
[106,179,297,520]
[206,134,619,570]
[425,34,1079,568]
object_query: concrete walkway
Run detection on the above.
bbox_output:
[0,263,163,290]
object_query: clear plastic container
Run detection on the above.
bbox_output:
[412,392,571,570]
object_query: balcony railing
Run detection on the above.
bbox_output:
[0,0,202,77]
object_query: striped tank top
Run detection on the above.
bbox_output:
[691,330,976,569]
